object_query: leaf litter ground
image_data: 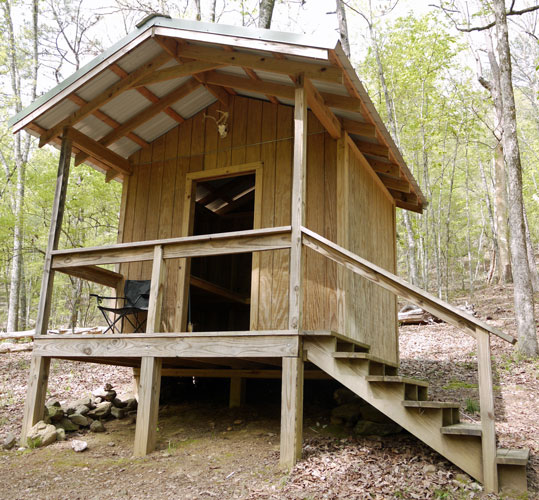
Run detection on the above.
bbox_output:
[0,284,537,499]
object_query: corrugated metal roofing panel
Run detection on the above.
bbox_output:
[313,80,349,96]
[144,74,192,98]
[75,69,120,102]
[108,136,140,158]
[99,89,151,123]
[170,85,216,119]
[234,89,271,102]
[332,108,367,123]
[34,99,80,130]
[133,113,179,143]
[74,114,112,141]
[116,38,164,73]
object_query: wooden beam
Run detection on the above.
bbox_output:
[395,199,423,214]
[35,132,72,336]
[152,368,330,379]
[301,227,516,344]
[56,265,122,288]
[75,79,200,166]
[134,61,226,87]
[20,356,50,445]
[146,245,166,334]
[65,127,131,176]
[280,356,304,467]
[377,172,411,193]
[354,139,389,159]
[201,71,364,115]
[477,332,498,493]
[179,44,343,84]
[190,275,250,305]
[229,377,246,408]
[33,334,301,358]
[134,356,162,457]
[39,52,172,147]
[304,78,341,139]
[341,118,376,138]
[67,94,149,148]
[109,63,184,124]
[289,76,307,331]
[367,158,400,177]
[388,189,418,206]
[51,226,292,268]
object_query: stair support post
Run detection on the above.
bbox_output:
[477,330,498,493]
[134,356,162,456]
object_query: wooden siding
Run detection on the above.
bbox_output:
[119,96,397,363]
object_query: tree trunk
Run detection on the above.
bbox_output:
[493,0,537,357]
[258,0,276,29]
[336,0,350,58]
[494,143,512,283]
[523,206,539,292]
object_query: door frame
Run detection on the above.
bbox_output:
[175,161,263,332]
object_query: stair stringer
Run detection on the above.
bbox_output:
[304,337,484,482]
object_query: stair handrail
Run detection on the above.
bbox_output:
[301,225,508,491]
[301,226,515,344]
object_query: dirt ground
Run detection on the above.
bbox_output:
[0,285,537,500]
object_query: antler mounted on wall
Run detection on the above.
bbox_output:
[204,110,229,138]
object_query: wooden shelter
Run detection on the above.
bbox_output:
[9,15,528,495]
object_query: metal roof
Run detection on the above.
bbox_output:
[9,15,426,211]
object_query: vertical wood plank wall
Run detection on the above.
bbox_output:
[118,96,397,363]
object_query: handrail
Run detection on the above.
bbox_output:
[51,226,292,269]
[301,226,515,344]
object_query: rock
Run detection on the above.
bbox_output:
[90,420,106,433]
[75,405,90,416]
[103,390,117,402]
[112,397,126,408]
[359,402,393,424]
[423,464,437,474]
[455,473,469,483]
[27,421,57,448]
[353,420,402,436]
[71,440,88,452]
[333,388,360,405]
[69,414,90,427]
[70,397,93,409]
[56,428,66,441]
[47,405,65,422]
[110,406,126,419]
[65,407,76,416]
[93,397,103,406]
[2,433,16,450]
[46,399,61,408]
[87,402,112,420]
[330,403,363,427]
[124,398,138,411]
[55,417,80,432]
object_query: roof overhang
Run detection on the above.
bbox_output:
[9,15,426,212]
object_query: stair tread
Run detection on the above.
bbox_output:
[332,352,399,367]
[366,375,429,387]
[441,423,482,436]
[496,448,529,465]
[402,400,460,409]
[302,330,370,351]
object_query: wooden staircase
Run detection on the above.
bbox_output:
[303,333,529,495]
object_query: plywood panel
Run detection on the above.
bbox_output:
[346,142,397,363]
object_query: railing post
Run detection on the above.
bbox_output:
[477,330,498,493]
[146,245,166,333]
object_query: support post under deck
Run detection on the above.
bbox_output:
[134,356,162,456]
[280,75,307,467]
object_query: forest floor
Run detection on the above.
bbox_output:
[0,285,538,500]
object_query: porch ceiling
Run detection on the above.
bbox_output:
[9,15,426,212]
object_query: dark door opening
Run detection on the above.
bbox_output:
[188,173,255,332]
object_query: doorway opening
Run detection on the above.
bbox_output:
[188,172,256,332]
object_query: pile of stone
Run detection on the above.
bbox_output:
[330,388,402,436]
[24,384,137,449]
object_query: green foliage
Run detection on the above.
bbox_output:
[465,398,479,414]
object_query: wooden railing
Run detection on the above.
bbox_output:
[300,226,515,492]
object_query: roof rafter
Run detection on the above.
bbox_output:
[39,51,173,148]
[134,60,226,88]
[65,127,132,176]
[67,94,149,149]
[75,77,201,166]
[178,43,343,84]
[304,77,341,139]
[108,63,184,123]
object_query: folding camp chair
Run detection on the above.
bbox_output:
[90,280,150,334]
